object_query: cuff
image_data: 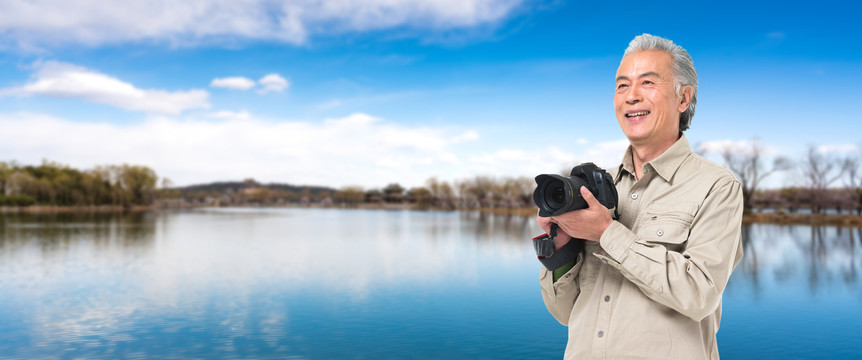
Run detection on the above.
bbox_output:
[599,220,637,263]
[540,252,583,292]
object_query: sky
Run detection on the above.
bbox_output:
[0,0,859,190]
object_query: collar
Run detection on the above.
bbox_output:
[617,134,693,183]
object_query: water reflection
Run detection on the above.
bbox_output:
[2,210,860,300]
[0,211,156,252]
[0,209,551,359]
[0,209,540,306]
[733,223,862,297]
[458,211,537,244]
[0,209,860,359]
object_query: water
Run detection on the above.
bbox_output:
[0,209,860,359]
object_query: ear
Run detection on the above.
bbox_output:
[677,85,693,113]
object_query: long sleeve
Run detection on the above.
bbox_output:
[596,179,744,321]
[539,252,584,325]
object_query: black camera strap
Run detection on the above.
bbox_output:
[533,224,583,271]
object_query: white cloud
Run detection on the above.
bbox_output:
[463,138,627,179]
[451,130,479,143]
[698,139,777,156]
[208,110,251,120]
[0,0,528,49]
[210,77,256,90]
[699,139,748,154]
[468,147,574,177]
[0,112,470,188]
[4,61,209,114]
[210,74,290,94]
[582,139,630,169]
[816,144,860,155]
[258,74,289,94]
[0,111,631,189]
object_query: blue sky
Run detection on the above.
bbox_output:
[0,0,859,189]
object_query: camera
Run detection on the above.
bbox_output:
[533,162,618,217]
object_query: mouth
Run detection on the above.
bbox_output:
[625,110,650,118]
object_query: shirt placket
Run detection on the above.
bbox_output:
[593,171,647,359]
[618,173,644,229]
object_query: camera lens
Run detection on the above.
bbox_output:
[551,186,565,205]
[542,180,567,210]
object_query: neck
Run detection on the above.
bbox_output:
[629,135,679,179]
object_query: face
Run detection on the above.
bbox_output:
[614,50,691,149]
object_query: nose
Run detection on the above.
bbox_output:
[626,83,642,105]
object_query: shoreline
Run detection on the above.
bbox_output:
[0,205,159,213]
[741,212,862,226]
[2,205,861,226]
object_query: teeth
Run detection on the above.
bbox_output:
[627,111,648,117]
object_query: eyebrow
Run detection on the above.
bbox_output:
[616,71,663,82]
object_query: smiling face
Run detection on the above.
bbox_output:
[614,50,691,151]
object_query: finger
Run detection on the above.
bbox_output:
[580,186,602,208]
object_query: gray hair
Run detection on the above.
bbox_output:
[623,34,698,132]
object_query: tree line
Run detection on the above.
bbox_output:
[702,142,861,215]
[3,143,861,216]
[331,176,536,210]
[0,160,159,207]
[161,176,535,210]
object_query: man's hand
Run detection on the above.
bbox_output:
[536,210,572,251]
[552,186,613,242]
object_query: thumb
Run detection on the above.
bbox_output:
[580,186,602,208]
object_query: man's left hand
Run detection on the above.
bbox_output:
[551,186,613,242]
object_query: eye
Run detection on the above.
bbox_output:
[642,80,654,85]
[616,83,628,90]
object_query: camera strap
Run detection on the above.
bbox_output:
[533,223,583,271]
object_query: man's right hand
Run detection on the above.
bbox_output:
[537,209,573,251]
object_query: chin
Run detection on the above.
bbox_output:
[622,128,653,142]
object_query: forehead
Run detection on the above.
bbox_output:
[616,50,673,79]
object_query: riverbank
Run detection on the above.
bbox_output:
[742,212,862,226]
[489,207,862,226]
[0,205,159,214]
[2,204,861,226]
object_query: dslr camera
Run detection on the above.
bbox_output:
[531,163,619,270]
[533,162,618,217]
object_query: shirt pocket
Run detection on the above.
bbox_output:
[637,202,697,253]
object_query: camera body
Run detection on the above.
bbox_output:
[533,162,618,217]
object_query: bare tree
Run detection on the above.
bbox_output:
[843,144,862,214]
[712,140,791,213]
[500,176,534,208]
[458,175,499,208]
[800,145,847,213]
[335,186,365,205]
[426,177,455,209]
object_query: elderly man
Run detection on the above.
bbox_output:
[536,34,743,359]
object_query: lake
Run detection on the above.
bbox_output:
[0,208,860,359]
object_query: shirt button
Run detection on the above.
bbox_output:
[631,193,638,200]
[657,229,664,237]
[604,295,611,302]
[597,331,604,338]
[601,258,608,264]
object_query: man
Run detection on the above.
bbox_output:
[536,34,743,359]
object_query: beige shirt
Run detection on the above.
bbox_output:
[540,135,744,360]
